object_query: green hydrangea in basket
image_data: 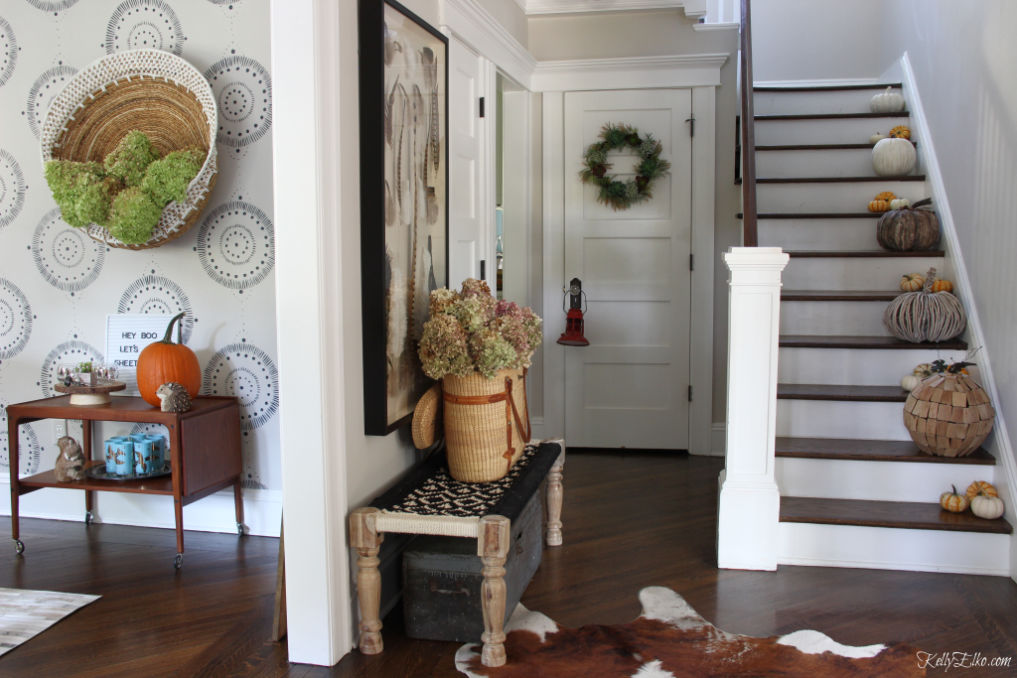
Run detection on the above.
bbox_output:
[417,279,542,482]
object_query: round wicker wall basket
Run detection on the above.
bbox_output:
[442,368,531,483]
[39,48,218,250]
[903,372,995,457]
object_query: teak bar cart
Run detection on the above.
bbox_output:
[7,395,244,569]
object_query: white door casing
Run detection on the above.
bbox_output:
[562,89,693,449]
[448,37,496,291]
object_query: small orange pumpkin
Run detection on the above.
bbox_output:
[889,125,911,140]
[940,485,969,513]
[899,273,925,292]
[136,312,201,407]
[930,278,953,293]
[965,480,998,500]
[875,191,896,201]
[868,199,890,213]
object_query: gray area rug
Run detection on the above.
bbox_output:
[0,588,100,657]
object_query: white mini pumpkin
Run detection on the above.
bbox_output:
[971,493,1005,520]
[889,197,911,210]
[873,138,917,176]
[901,374,920,391]
[870,87,905,113]
[870,133,887,144]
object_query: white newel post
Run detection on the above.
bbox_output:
[717,247,789,570]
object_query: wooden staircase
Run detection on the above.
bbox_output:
[752,83,1012,574]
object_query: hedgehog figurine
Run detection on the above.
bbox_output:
[55,436,86,482]
[156,382,192,413]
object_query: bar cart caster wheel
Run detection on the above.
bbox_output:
[85,511,94,526]
[236,522,246,536]
[174,553,183,569]
[14,539,25,555]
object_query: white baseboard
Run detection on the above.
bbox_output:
[705,422,726,457]
[0,483,282,537]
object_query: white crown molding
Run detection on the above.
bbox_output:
[526,0,687,15]
[443,0,537,89]
[531,52,728,92]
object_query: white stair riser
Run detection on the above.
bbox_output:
[782,256,944,290]
[755,116,911,145]
[758,181,926,213]
[759,218,879,251]
[757,149,876,178]
[778,400,911,440]
[780,302,891,336]
[778,522,1010,575]
[776,457,995,502]
[778,347,965,385]
[753,89,903,116]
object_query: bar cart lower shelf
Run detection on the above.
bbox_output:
[7,395,244,568]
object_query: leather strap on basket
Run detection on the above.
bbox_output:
[442,373,531,473]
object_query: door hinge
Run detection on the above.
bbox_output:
[688,385,693,402]
[479,96,485,118]
[480,259,487,280]
[685,115,695,137]
[689,253,694,271]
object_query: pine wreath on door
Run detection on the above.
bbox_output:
[563,89,692,449]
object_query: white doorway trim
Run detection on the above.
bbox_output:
[536,56,724,454]
[270,0,351,665]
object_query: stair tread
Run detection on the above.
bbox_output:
[780,496,1012,534]
[787,250,945,258]
[777,383,907,402]
[780,335,967,350]
[775,436,996,465]
[754,83,902,92]
[782,289,898,301]
[757,175,926,183]
[756,112,911,121]
[753,212,880,219]
[756,143,917,151]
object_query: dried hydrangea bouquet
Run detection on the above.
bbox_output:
[417,279,542,481]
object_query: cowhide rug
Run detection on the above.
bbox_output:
[456,586,923,677]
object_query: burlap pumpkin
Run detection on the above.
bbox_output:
[876,202,940,251]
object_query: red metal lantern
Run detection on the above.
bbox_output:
[557,277,589,346]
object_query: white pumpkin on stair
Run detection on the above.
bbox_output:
[872,137,916,176]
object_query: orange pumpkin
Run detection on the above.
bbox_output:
[868,199,890,213]
[136,312,201,407]
[965,480,998,500]
[875,191,896,201]
[899,273,925,292]
[940,485,969,513]
[889,125,911,139]
[930,278,953,293]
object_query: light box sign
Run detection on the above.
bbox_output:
[105,314,173,394]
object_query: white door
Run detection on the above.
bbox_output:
[448,37,494,291]
[563,89,693,449]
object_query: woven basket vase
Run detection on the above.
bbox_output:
[40,48,218,250]
[442,368,530,482]
[903,372,995,457]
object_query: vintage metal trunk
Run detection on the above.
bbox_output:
[402,489,544,642]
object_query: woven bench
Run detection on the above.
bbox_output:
[349,439,565,667]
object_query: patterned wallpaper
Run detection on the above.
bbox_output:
[0,0,279,493]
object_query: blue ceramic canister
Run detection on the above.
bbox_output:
[111,438,134,477]
[146,434,167,472]
[105,436,128,475]
[133,438,156,476]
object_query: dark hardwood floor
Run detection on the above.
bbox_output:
[3,451,1017,676]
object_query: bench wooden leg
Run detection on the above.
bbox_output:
[546,451,565,546]
[349,507,384,654]
[478,514,511,667]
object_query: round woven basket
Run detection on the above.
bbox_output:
[903,372,995,457]
[442,368,530,482]
[412,383,442,450]
[40,48,218,250]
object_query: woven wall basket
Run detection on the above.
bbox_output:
[442,368,530,482]
[39,48,218,250]
[903,372,995,457]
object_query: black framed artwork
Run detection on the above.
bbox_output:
[360,0,449,435]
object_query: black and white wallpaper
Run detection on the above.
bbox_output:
[0,1,278,493]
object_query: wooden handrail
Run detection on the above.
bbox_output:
[739,0,758,246]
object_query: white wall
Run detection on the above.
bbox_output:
[0,0,280,535]
[751,0,887,82]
